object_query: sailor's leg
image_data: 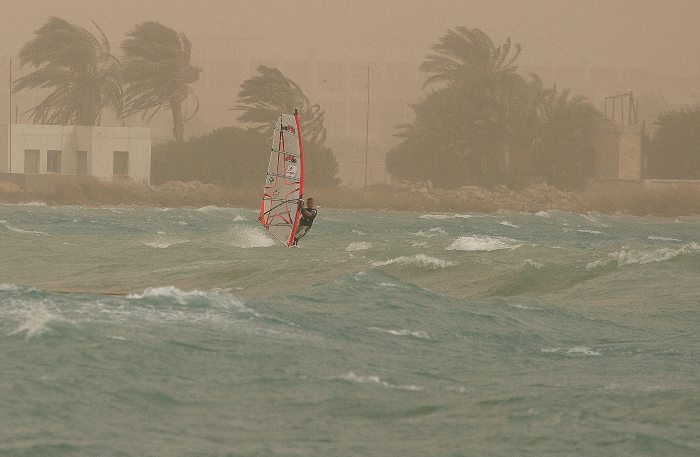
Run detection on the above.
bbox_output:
[294,225,310,244]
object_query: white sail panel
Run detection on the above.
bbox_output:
[259,111,304,246]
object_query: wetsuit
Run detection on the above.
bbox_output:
[293,206,317,245]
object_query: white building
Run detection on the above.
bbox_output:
[2,124,151,184]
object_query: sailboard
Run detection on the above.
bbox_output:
[259,109,304,246]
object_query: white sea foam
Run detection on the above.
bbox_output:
[9,308,60,338]
[127,286,209,304]
[566,346,601,356]
[577,229,603,235]
[610,243,700,267]
[499,221,520,229]
[508,303,542,311]
[524,259,544,269]
[648,236,683,242]
[224,226,275,248]
[446,235,521,252]
[535,211,551,218]
[1,220,48,236]
[419,213,478,220]
[411,227,447,237]
[338,372,424,391]
[377,282,398,288]
[371,254,455,269]
[351,229,366,236]
[143,234,187,249]
[346,241,372,252]
[368,326,430,339]
[541,346,600,356]
[0,283,19,291]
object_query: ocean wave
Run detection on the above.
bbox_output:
[499,221,520,229]
[540,346,601,356]
[127,286,210,304]
[346,241,372,251]
[614,243,699,266]
[337,372,424,391]
[371,254,456,269]
[535,211,551,218]
[367,326,430,339]
[446,235,521,252]
[587,243,700,270]
[9,307,61,338]
[142,234,187,249]
[577,229,603,235]
[411,227,447,237]
[0,283,20,291]
[419,213,479,220]
[648,236,683,242]
[1,220,48,236]
[222,226,275,248]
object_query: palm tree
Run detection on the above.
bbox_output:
[234,66,338,186]
[532,86,601,188]
[234,66,328,147]
[13,17,122,126]
[121,21,201,143]
[420,27,521,90]
[417,27,529,185]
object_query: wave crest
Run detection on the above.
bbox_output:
[446,236,521,252]
[371,254,455,269]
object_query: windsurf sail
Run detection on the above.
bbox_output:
[259,109,304,246]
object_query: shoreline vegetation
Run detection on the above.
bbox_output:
[1,177,699,217]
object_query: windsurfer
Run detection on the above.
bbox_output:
[293,197,317,246]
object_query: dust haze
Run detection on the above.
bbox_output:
[1,0,699,208]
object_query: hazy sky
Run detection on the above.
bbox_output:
[1,0,700,73]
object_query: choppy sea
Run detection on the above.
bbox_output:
[1,202,699,456]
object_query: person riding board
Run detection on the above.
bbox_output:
[293,197,317,246]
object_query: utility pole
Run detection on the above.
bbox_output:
[8,57,12,173]
[364,65,369,188]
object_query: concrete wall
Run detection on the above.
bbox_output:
[618,127,643,179]
[593,129,620,178]
[8,124,151,183]
[643,179,700,192]
[593,125,642,180]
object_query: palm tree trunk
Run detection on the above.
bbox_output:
[171,98,184,143]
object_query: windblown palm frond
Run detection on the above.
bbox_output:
[121,21,201,142]
[234,66,327,147]
[13,17,122,126]
[420,26,521,89]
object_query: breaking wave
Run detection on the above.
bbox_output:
[587,243,700,269]
[411,227,447,237]
[1,220,48,236]
[446,235,521,252]
[367,327,430,339]
[419,213,478,220]
[346,241,372,252]
[337,372,424,391]
[371,254,455,269]
[9,307,62,338]
[221,226,275,248]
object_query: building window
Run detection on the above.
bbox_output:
[113,151,129,176]
[24,149,40,174]
[47,150,62,173]
[76,151,88,175]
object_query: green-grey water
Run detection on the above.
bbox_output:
[1,203,699,456]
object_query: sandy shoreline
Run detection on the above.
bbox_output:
[1,178,699,217]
